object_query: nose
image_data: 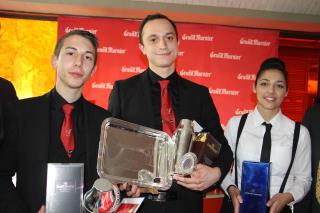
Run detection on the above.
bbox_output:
[158,38,168,49]
[268,84,276,93]
[74,54,83,66]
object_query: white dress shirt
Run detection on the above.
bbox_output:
[221,107,312,204]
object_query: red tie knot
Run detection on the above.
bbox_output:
[159,80,170,89]
[62,104,74,115]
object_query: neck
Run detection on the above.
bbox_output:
[257,106,280,122]
[149,65,175,79]
[55,84,82,103]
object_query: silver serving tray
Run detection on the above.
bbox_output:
[97,118,176,190]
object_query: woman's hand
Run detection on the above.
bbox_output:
[267,192,294,213]
[227,185,243,213]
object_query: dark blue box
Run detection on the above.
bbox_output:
[240,161,270,213]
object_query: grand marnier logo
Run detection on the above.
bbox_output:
[55,181,76,193]
[209,88,240,96]
[123,30,139,37]
[121,66,144,73]
[235,108,253,115]
[181,34,214,41]
[98,47,127,54]
[237,73,256,81]
[210,52,242,60]
[240,38,271,46]
[65,27,97,35]
[92,82,113,90]
[179,69,212,78]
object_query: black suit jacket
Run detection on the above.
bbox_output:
[303,103,320,213]
[0,77,17,103]
[0,77,18,142]
[0,91,110,213]
[109,70,233,212]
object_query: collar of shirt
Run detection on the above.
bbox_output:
[252,106,283,131]
[147,68,178,86]
[50,88,83,112]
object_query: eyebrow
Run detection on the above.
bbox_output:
[65,46,95,55]
[165,32,175,36]
[147,32,175,38]
[259,78,285,83]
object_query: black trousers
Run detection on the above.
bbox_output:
[136,183,203,213]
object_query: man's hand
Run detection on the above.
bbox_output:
[227,186,242,213]
[119,183,141,197]
[174,164,221,191]
[37,205,45,213]
[267,192,294,213]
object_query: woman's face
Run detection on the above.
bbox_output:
[253,68,288,114]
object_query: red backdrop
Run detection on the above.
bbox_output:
[58,16,279,126]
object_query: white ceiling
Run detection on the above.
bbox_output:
[1,0,320,32]
[133,0,320,15]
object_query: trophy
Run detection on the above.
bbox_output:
[240,161,271,213]
[172,119,198,175]
[192,132,222,166]
[46,163,84,213]
[96,118,207,188]
[83,178,120,213]
[83,117,222,212]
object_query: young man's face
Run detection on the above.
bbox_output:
[139,18,179,73]
[52,34,96,90]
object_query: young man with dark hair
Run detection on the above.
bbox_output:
[109,13,233,213]
[0,30,111,213]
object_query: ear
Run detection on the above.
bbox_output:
[51,55,58,70]
[139,43,146,55]
[252,84,257,94]
[285,89,288,97]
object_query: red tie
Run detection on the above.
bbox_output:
[159,80,176,136]
[61,104,75,158]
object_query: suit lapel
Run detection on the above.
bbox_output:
[35,93,51,164]
[175,75,186,124]
[82,100,99,185]
[28,93,51,203]
[139,71,157,128]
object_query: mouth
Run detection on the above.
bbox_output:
[156,52,171,56]
[69,71,84,78]
[264,96,276,102]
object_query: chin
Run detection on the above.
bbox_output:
[67,82,85,89]
[266,106,281,112]
[158,62,174,68]
[258,104,279,111]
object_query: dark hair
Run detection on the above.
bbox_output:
[255,57,288,89]
[139,13,178,45]
[54,30,99,64]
